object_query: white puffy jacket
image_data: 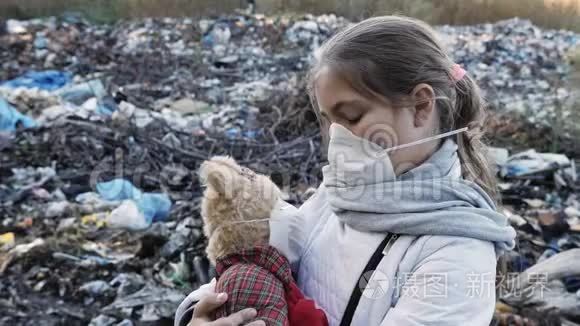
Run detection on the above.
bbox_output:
[175,184,497,326]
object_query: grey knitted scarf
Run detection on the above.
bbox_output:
[322,123,516,254]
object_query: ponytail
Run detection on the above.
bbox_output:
[453,74,499,203]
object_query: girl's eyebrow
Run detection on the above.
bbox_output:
[319,99,367,119]
[330,99,367,116]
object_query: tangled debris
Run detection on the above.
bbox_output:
[0,12,580,326]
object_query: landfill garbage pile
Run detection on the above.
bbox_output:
[439,18,579,126]
[0,12,580,326]
[487,148,580,326]
[0,13,332,326]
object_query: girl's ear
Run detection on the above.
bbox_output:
[410,83,435,128]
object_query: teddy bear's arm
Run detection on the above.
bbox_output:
[214,263,289,325]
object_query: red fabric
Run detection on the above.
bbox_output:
[214,246,328,326]
[287,283,328,326]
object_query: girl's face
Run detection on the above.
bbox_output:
[314,66,440,174]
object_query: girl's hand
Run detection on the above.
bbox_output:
[188,292,266,326]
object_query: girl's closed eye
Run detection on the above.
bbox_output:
[347,112,364,123]
[335,102,368,125]
[338,107,363,123]
[343,114,362,125]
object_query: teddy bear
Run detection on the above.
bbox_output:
[198,155,328,326]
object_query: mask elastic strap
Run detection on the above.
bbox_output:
[381,127,469,155]
[227,218,270,225]
[209,218,271,237]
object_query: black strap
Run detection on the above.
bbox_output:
[339,233,395,326]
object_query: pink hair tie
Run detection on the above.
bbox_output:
[451,63,466,82]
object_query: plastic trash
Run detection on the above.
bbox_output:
[2,70,72,91]
[501,149,577,182]
[0,232,15,251]
[76,192,120,213]
[109,273,146,297]
[112,102,154,128]
[159,253,190,287]
[225,127,260,139]
[116,320,134,326]
[96,179,141,201]
[139,193,171,222]
[102,284,185,321]
[170,98,212,115]
[49,79,117,117]
[34,35,48,49]
[6,20,27,34]
[0,238,46,273]
[45,201,71,218]
[202,23,231,47]
[96,179,172,228]
[89,314,117,326]
[80,280,113,297]
[57,217,77,231]
[9,238,44,256]
[81,240,138,264]
[52,252,114,267]
[81,97,118,116]
[81,213,108,229]
[106,201,148,231]
[159,217,200,259]
[57,79,107,105]
[0,97,36,131]
[487,147,510,166]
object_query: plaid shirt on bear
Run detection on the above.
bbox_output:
[213,245,328,326]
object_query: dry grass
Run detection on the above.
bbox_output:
[432,0,580,30]
[0,0,579,31]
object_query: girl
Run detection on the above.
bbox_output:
[177,15,516,326]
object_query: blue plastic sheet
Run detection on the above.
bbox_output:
[96,179,172,225]
[96,179,141,201]
[57,79,117,116]
[0,97,36,132]
[57,79,107,105]
[2,70,72,91]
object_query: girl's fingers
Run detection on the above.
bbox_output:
[192,292,229,318]
[191,293,261,326]
[208,308,258,326]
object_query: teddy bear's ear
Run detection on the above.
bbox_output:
[198,156,239,195]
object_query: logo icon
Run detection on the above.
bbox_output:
[359,270,390,300]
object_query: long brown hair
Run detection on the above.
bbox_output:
[307,15,499,201]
